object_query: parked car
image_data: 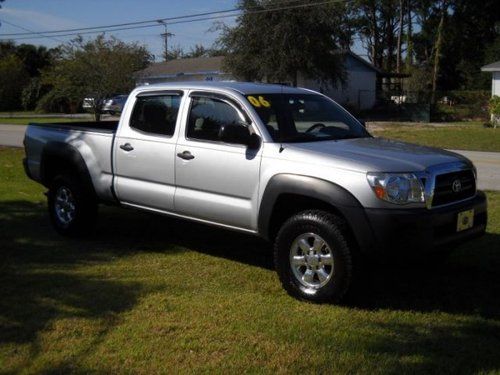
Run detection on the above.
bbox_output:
[102,94,128,115]
[23,82,487,303]
[82,97,97,110]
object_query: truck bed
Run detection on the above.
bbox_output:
[29,120,119,133]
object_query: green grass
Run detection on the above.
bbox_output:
[0,111,38,116]
[1,147,500,373]
[0,117,88,125]
[372,122,500,152]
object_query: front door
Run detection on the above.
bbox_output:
[174,94,262,230]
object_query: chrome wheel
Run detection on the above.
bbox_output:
[54,186,76,226]
[290,232,334,290]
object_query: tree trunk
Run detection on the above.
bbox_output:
[396,0,404,73]
[368,4,380,68]
[94,108,101,122]
[405,0,413,69]
[431,0,447,103]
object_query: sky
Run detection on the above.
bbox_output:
[0,0,365,61]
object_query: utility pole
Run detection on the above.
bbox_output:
[157,20,174,62]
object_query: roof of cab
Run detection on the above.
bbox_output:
[134,81,314,95]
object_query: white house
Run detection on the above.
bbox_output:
[481,61,500,97]
[136,52,380,110]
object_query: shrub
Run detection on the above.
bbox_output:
[35,90,72,113]
[432,90,490,121]
[21,77,46,111]
[489,95,500,128]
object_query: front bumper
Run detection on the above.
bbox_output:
[363,191,487,254]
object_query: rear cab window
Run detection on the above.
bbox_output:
[130,93,182,137]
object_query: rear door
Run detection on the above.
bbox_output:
[174,93,262,230]
[113,91,183,211]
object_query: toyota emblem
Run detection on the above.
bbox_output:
[452,179,462,193]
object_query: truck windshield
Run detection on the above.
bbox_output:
[245,93,370,143]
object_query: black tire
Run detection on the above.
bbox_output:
[274,210,354,303]
[47,174,98,237]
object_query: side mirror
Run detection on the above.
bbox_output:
[220,123,261,149]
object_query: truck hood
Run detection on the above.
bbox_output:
[283,137,470,172]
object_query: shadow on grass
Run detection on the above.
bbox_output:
[0,200,181,350]
[349,231,500,319]
[1,200,500,348]
[0,200,271,347]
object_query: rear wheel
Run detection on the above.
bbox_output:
[48,174,97,236]
[274,210,354,303]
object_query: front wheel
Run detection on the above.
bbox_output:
[47,174,98,236]
[274,210,354,303]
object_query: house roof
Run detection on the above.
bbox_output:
[137,52,381,79]
[342,51,382,73]
[481,61,500,72]
[137,56,225,78]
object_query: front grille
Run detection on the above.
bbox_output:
[432,169,475,207]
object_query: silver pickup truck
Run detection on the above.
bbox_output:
[23,81,487,303]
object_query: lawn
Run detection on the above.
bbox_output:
[371,122,500,152]
[1,147,500,373]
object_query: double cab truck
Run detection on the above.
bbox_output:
[23,82,487,303]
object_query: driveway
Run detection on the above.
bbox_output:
[449,150,499,191]
[1,124,498,191]
[0,124,27,147]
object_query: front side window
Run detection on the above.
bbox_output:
[130,94,181,136]
[187,96,248,142]
[245,93,369,143]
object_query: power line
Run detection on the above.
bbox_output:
[0,0,303,37]
[0,0,349,41]
[0,8,241,37]
[0,18,64,43]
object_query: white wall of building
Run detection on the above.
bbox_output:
[492,71,500,97]
[297,56,377,110]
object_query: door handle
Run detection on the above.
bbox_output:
[120,143,134,152]
[177,150,195,160]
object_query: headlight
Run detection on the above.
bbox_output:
[367,172,425,204]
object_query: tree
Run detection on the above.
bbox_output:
[0,41,16,58]
[431,0,448,101]
[15,44,55,76]
[352,0,404,72]
[217,0,350,87]
[42,35,153,120]
[186,44,209,58]
[413,0,500,90]
[163,44,184,61]
[0,54,29,110]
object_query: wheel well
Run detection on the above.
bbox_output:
[267,193,348,240]
[41,154,74,186]
[40,153,96,199]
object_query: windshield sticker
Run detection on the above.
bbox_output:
[247,96,271,108]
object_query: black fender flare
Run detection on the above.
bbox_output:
[40,141,96,197]
[258,174,375,253]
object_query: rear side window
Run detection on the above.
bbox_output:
[130,94,181,136]
[187,96,247,141]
